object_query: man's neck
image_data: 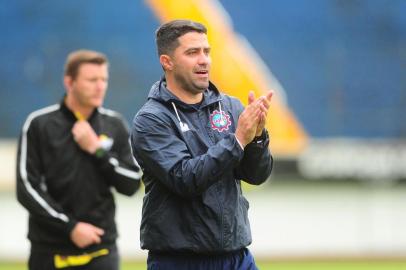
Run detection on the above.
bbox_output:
[165,80,203,104]
[65,96,94,120]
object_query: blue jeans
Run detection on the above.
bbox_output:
[147,248,258,270]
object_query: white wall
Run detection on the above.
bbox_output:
[0,140,16,190]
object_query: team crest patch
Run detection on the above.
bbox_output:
[210,110,231,132]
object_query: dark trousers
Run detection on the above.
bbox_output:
[147,248,259,270]
[28,245,119,270]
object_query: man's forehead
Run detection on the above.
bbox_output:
[178,32,210,48]
[76,63,108,77]
[78,62,107,71]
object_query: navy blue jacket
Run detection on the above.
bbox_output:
[131,79,273,253]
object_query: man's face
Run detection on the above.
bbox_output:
[66,63,108,109]
[170,32,211,95]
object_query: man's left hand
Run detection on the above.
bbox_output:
[248,91,273,137]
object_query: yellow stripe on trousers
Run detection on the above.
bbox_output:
[54,248,109,268]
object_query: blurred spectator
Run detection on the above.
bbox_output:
[16,49,142,270]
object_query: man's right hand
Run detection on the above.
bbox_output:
[71,120,101,154]
[70,222,104,248]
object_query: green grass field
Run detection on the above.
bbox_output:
[1,260,405,270]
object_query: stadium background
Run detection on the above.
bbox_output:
[0,0,405,268]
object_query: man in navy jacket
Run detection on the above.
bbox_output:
[131,20,273,270]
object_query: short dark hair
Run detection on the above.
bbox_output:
[156,19,207,56]
[64,49,108,79]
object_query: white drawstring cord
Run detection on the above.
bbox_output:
[171,101,225,132]
[171,102,189,132]
[218,101,225,125]
[171,102,182,123]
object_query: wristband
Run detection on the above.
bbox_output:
[251,130,267,145]
[252,136,264,144]
[94,147,106,158]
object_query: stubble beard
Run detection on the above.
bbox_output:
[175,73,208,95]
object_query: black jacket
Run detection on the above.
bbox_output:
[130,79,273,253]
[16,100,142,253]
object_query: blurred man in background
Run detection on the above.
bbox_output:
[131,20,273,270]
[16,49,142,270]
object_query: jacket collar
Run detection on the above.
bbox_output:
[60,96,99,122]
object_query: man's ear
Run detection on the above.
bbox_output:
[160,55,173,71]
[63,76,73,93]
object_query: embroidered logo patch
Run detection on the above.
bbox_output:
[210,110,231,132]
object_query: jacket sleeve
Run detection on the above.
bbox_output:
[234,129,273,185]
[93,117,142,196]
[16,118,77,236]
[131,113,244,198]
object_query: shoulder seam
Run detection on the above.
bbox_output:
[22,104,60,133]
[98,107,121,118]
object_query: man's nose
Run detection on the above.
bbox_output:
[198,52,210,65]
[96,80,107,90]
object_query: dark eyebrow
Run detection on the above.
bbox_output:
[185,47,199,53]
[184,46,211,53]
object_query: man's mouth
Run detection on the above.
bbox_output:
[195,70,208,76]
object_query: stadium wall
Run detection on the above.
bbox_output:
[2,140,406,260]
